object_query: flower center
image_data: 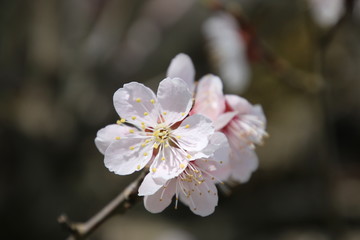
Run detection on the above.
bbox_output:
[152,124,172,143]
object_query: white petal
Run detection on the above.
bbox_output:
[113,82,158,126]
[157,78,192,125]
[138,174,163,196]
[104,137,153,175]
[192,74,225,121]
[95,124,136,154]
[172,114,214,152]
[225,94,252,114]
[166,53,195,91]
[230,147,259,183]
[144,179,176,213]
[179,178,218,217]
[150,147,188,184]
[214,111,238,130]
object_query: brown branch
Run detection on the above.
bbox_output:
[58,171,146,240]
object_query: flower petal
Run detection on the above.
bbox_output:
[95,124,136,154]
[225,94,252,114]
[104,137,153,175]
[172,114,214,152]
[157,78,192,125]
[150,146,188,184]
[113,82,158,127]
[138,173,164,196]
[166,53,195,91]
[179,178,218,217]
[191,74,225,121]
[214,111,238,130]
[230,147,259,183]
[144,179,176,213]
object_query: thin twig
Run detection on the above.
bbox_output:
[58,171,146,240]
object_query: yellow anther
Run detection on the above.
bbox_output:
[129,146,135,150]
[115,136,121,140]
[131,116,136,120]
[141,122,145,125]
[181,112,185,116]
[116,120,122,125]
[163,112,167,115]
[180,164,185,169]
[159,198,163,201]
[145,139,151,143]
[153,143,159,149]
[186,154,191,159]
[135,98,141,103]
[143,112,149,116]
[129,129,135,133]
[165,144,169,148]
[185,124,190,128]
[220,161,223,164]
[143,152,148,156]
[211,177,215,180]
[161,157,165,161]
[141,143,147,147]
[160,140,164,143]
[152,168,157,173]
[176,135,181,139]
[137,165,141,170]
[120,118,126,123]
[150,99,155,104]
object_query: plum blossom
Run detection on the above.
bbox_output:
[96,77,214,184]
[191,74,267,183]
[140,132,230,217]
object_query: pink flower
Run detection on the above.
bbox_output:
[139,132,230,217]
[95,77,214,184]
[191,74,267,183]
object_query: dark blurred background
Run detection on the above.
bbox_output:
[1,0,360,239]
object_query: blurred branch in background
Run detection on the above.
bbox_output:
[58,171,145,240]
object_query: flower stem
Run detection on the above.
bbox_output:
[58,171,146,240]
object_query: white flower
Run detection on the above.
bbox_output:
[191,74,267,183]
[97,77,214,184]
[139,132,230,217]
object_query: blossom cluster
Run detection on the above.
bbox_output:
[95,54,267,216]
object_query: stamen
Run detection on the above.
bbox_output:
[143,152,148,156]
[115,137,121,140]
[185,124,190,128]
[131,116,136,120]
[152,168,157,173]
[163,112,167,115]
[143,112,149,116]
[150,99,155,104]
[129,129,135,133]
[129,146,135,150]
[135,98,141,103]
[137,165,141,170]
[176,135,181,139]
[180,164,185,169]
[181,112,185,116]
[153,143,159,149]
[161,157,165,161]
[186,154,191,159]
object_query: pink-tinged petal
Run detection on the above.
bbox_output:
[192,74,225,121]
[172,114,214,152]
[166,53,195,91]
[252,105,267,125]
[225,94,252,114]
[138,173,163,196]
[144,179,176,213]
[230,147,259,183]
[180,178,218,217]
[157,78,192,125]
[95,124,136,154]
[104,137,153,175]
[150,147,188,184]
[195,159,230,182]
[113,82,158,127]
[214,111,237,130]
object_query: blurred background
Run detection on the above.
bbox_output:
[1,0,360,239]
